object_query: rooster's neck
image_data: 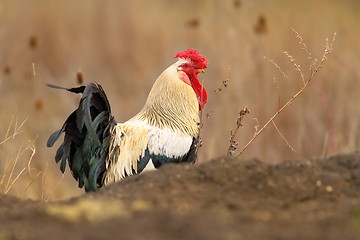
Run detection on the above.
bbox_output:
[136,63,200,137]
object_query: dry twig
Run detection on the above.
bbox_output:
[272,120,296,152]
[234,31,336,157]
[227,107,250,155]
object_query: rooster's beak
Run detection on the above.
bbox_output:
[196,69,205,73]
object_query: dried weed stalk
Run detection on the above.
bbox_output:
[228,107,250,155]
[232,30,336,157]
[272,120,296,152]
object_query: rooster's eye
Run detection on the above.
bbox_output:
[183,64,189,68]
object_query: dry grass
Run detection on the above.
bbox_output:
[0,0,359,200]
[229,30,336,157]
[0,115,39,196]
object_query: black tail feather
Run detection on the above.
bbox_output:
[47,84,86,94]
[47,83,115,191]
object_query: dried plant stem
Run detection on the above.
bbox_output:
[4,114,15,140]
[41,162,49,201]
[272,120,295,152]
[0,116,28,145]
[273,77,281,110]
[236,83,308,157]
[27,137,38,176]
[0,157,11,189]
[227,107,250,155]
[236,32,336,157]
[4,167,26,194]
[264,57,289,81]
[24,171,42,192]
[284,51,305,85]
[237,74,319,157]
[4,143,25,191]
[0,117,37,194]
[321,131,329,158]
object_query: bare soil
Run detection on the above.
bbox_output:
[1,153,360,240]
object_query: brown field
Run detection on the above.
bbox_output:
[0,0,359,201]
[1,154,360,240]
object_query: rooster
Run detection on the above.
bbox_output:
[47,49,208,191]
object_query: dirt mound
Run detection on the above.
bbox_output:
[1,153,360,240]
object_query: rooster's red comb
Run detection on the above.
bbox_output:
[174,48,208,69]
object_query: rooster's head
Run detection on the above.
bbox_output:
[175,48,208,110]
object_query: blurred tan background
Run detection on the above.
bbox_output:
[0,0,359,200]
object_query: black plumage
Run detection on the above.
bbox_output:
[47,83,115,191]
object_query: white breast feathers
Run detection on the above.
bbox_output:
[147,126,193,158]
